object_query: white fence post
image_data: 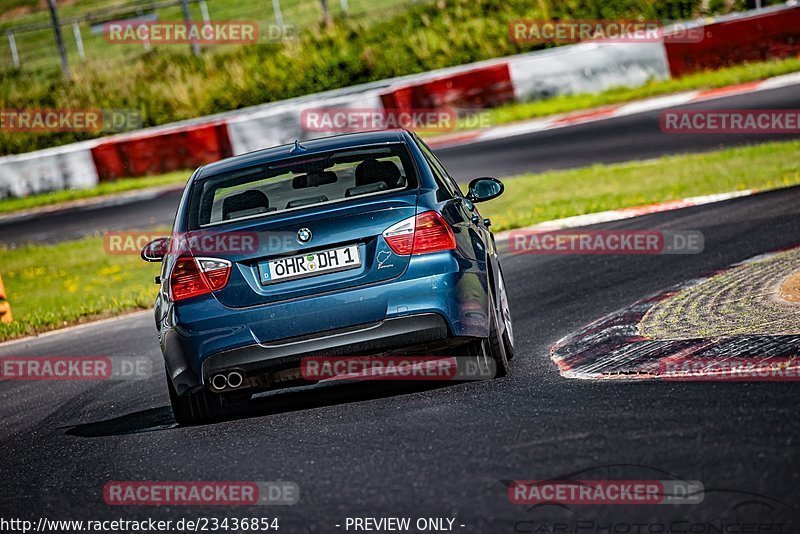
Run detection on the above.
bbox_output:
[199,0,211,24]
[7,30,19,68]
[72,21,85,60]
[271,0,284,30]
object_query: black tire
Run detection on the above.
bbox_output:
[496,267,516,360]
[502,329,515,361]
[166,371,226,425]
[486,298,510,378]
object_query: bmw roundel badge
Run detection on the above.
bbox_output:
[297,227,313,243]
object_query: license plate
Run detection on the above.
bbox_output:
[259,244,361,284]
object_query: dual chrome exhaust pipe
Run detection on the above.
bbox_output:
[211,371,244,391]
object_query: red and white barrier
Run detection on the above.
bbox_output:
[380,62,516,115]
[664,4,800,76]
[227,91,385,155]
[0,142,99,199]
[507,42,669,101]
[425,71,800,149]
[91,121,232,180]
[1,5,797,199]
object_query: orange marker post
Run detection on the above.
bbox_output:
[0,274,12,324]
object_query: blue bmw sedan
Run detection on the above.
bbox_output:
[141,129,514,424]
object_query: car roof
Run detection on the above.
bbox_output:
[196,130,409,180]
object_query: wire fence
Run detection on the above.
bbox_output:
[0,0,426,75]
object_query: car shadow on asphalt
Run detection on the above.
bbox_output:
[63,380,455,437]
[64,406,178,437]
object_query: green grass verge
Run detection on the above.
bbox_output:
[0,170,190,215]
[481,139,800,232]
[476,56,800,130]
[2,139,799,342]
[417,54,800,138]
[0,0,741,156]
[5,55,800,217]
[0,235,163,341]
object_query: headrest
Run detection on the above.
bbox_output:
[354,159,401,188]
[378,161,402,186]
[222,190,270,221]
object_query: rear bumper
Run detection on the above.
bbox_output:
[203,312,456,391]
[161,256,490,395]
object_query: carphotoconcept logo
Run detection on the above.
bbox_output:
[0,109,142,133]
[661,109,800,134]
[0,356,151,381]
[509,230,704,255]
[103,481,299,506]
[301,355,496,381]
[509,20,703,44]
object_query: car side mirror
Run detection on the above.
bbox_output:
[467,177,504,203]
[141,237,170,262]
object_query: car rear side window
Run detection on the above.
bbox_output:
[415,136,463,199]
[187,144,417,229]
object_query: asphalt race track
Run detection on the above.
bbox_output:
[2,185,799,529]
[2,84,800,246]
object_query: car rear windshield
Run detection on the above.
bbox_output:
[187,144,417,229]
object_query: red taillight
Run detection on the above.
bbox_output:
[383,217,415,255]
[383,211,456,255]
[197,258,231,290]
[412,211,456,254]
[170,256,231,301]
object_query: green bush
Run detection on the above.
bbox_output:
[1,0,728,156]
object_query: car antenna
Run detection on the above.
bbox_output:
[290,139,307,155]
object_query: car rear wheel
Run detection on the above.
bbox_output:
[496,267,515,360]
[167,371,228,425]
[486,292,510,378]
